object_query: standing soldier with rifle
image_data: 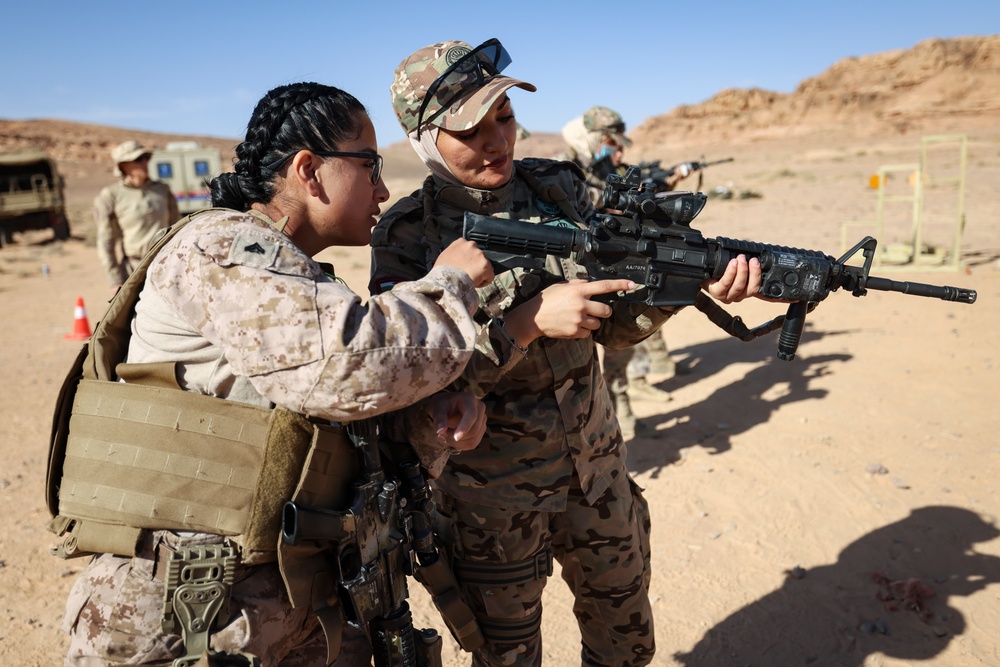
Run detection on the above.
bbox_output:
[50,82,494,667]
[557,106,687,437]
[371,39,763,667]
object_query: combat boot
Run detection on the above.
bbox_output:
[647,353,677,377]
[627,377,673,403]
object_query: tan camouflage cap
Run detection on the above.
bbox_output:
[391,39,537,136]
[583,106,632,147]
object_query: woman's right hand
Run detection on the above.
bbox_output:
[434,239,494,287]
[504,278,636,347]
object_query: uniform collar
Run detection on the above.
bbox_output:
[432,172,517,216]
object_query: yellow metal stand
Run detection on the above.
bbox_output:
[841,135,967,272]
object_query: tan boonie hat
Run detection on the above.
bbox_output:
[111,140,152,176]
[583,106,632,148]
[391,39,537,136]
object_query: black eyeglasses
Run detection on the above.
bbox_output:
[415,38,513,139]
[265,150,383,185]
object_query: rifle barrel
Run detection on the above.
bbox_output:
[864,276,977,303]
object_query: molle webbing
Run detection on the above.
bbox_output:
[56,377,319,565]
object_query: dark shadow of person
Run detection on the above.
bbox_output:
[673,506,1000,666]
[666,319,853,387]
[627,352,850,476]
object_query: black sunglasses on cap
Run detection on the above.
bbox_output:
[415,38,513,139]
[264,150,383,185]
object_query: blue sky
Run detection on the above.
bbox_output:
[2,1,996,147]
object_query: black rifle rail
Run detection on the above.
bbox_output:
[463,167,975,361]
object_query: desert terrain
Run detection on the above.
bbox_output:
[1,35,999,666]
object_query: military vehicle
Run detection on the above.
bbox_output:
[0,150,71,245]
[148,141,223,214]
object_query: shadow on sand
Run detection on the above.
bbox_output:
[672,506,1000,666]
[625,323,855,477]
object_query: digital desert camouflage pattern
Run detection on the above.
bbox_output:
[128,208,479,420]
[63,531,378,666]
[370,159,679,513]
[62,207,482,665]
[390,40,535,135]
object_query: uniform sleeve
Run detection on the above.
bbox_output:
[93,186,126,286]
[370,211,532,399]
[150,214,479,422]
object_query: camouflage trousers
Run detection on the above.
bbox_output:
[62,531,373,666]
[602,335,669,396]
[434,468,654,667]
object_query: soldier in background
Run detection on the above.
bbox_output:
[558,106,690,438]
[93,140,180,291]
[61,82,494,666]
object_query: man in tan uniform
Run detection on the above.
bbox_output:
[94,140,180,290]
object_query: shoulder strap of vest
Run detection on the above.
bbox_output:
[514,163,585,225]
[84,208,226,382]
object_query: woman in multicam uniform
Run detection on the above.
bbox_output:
[62,82,494,667]
[370,39,763,667]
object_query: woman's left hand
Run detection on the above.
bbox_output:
[701,254,763,304]
[424,391,488,452]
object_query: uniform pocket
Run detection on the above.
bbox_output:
[63,552,177,664]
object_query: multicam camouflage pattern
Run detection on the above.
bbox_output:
[582,105,632,148]
[369,157,670,662]
[94,180,179,286]
[63,532,373,666]
[390,40,535,135]
[63,207,482,665]
[370,159,677,512]
[434,470,654,666]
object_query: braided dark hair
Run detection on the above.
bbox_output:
[211,82,367,209]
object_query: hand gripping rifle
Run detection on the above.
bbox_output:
[462,165,976,361]
[281,421,482,667]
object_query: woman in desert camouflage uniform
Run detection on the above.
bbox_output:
[62,82,494,666]
[370,39,763,667]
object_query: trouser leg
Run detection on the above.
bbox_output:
[553,470,655,667]
[433,495,549,667]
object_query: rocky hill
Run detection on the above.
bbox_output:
[2,35,998,194]
[630,35,1000,153]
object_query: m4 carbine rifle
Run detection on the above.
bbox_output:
[462,166,976,361]
[281,421,482,667]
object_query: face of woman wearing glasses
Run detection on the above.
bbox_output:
[284,115,390,253]
[436,94,518,190]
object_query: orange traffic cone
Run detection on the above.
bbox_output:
[64,296,92,340]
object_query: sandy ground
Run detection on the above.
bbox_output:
[1,128,998,667]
